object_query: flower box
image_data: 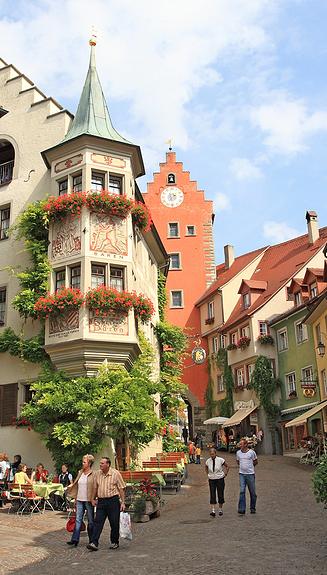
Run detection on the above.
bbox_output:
[237,336,251,350]
[227,343,237,351]
[43,191,151,231]
[34,287,84,319]
[257,335,274,345]
[205,317,214,325]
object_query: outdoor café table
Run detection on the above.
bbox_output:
[33,482,64,499]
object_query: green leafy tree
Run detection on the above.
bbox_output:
[22,337,161,472]
[312,455,327,506]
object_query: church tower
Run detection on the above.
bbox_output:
[145,150,215,428]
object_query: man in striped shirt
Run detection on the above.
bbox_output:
[87,457,126,551]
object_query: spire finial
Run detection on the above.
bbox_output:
[89,27,97,46]
[165,138,173,151]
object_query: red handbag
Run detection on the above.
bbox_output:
[66,516,86,532]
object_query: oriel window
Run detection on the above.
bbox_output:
[91,264,106,288]
[72,174,82,192]
[110,267,124,291]
[70,266,81,290]
[91,172,105,192]
[109,175,123,195]
[55,270,66,291]
[58,179,68,196]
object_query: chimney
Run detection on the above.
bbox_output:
[224,244,235,269]
[306,211,319,245]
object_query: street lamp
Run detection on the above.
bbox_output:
[317,341,326,357]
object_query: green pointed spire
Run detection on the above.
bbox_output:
[63,41,130,144]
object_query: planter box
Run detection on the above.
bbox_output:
[131,500,160,523]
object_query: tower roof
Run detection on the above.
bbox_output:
[63,42,130,145]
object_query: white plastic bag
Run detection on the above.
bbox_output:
[120,512,132,540]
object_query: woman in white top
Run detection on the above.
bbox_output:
[66,454,95,547]
[205,447,229,517]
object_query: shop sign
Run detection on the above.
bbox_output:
[234,400,255,410]
[192,347,206,364]
[250,413,258,426]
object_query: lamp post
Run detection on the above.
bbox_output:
[317,341,326,357]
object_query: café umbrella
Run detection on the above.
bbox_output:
[203,417,229,425]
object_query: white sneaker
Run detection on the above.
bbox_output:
[218,509,223,516]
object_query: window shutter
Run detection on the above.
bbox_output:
[0,383,18,426]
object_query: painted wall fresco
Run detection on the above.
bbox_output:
[51,217,82,260]
[49,310,80,336]
[90,212,128,256]
[89,312,129,335]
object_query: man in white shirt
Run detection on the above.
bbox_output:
[205,447,229,517]
[236,438,258,515]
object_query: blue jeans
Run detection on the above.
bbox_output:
[238,473,257,513]
[71,500,94,543]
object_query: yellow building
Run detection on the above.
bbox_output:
[304,284,327,432]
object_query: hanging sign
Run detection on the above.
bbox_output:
[192,347,206,365]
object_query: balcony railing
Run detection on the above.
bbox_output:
[0,160,14,185]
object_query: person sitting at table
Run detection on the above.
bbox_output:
[14,463,32,485]
[10,454,22,481]
[31,463,48,483]
[54,463,73,511]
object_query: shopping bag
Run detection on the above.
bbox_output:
[119,512,132,540]
[66,517,86,532]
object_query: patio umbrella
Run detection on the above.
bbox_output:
[203,417,229,425]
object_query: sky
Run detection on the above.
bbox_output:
[1,0,327,263]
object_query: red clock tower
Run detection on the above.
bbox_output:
[144,150,215,431]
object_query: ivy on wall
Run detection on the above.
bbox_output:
[157,271,167,322]
[248,355,280,417]
[0,328,49,365]
[216,348,234,418]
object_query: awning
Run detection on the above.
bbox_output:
[203,417,229,425]
[285,400,327,428]
[222,406,257,427]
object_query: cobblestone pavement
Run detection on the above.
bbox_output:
[0,454,326,575]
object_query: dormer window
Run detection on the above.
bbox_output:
[243,293,250,309]
[309,283,318,299]
[294,291,302,307]
[0,140,15,186]
[167,173,175,184]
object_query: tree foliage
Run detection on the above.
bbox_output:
[22,335,161,472]
[157,271,167,322]
[155,321,188,420]
[248,355,280,416]
[312,455,327,505]
[0,327,49,365]
[216,349,234,418]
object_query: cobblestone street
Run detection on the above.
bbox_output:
[0,454,326,575]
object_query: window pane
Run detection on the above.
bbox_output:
[0,207,10,240]
[55,270,66,291]
[91,264,105,288]
[72,175,82,192]
[91,172,105,192]
[168,223,179,237]
[110,267,124,291]
[170,254,180,269]
[171,291,182,307]
[58,179,68,196]
[0,287,6,324]
[259,321,268,336]
[109,176,122,195]
[186,225,195,236]
[70,266,81,289]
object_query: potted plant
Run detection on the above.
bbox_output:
[227,343,237,351]
[130,479,160,521]
[237,336,251,350]
[257,335,274,345]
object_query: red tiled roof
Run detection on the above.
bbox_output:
[195,246,267,305]
[221,227,327,331]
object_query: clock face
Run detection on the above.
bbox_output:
[161,186,184,208]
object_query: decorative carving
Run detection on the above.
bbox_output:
[89,312,129,335]
[54,154,83,173]
[90,212,127,255]
[49,309,79,335]
[51,217,82,260]
[91,153,126,169]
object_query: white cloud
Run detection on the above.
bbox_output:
[214,192,230,211]
[0,0,276,159]
[263,220,300,243]
[251,94,327,155]
[229,157,263,180]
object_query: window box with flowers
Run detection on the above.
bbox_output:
[43,191,151,231]
[237,336,251,350]
[34,287,84,319]
[12,416,32,430]
[227,343,237,351]
[257,335,274,345]
[205,317,214,325]
[288,390,297,399]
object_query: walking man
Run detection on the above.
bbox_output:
[181,425,189,445]
[236,438,258,515]
[205,447,229,517]
[87,457,126,551]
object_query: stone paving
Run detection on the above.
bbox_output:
[0,454,326,575]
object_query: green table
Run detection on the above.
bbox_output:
[33,483,64,499]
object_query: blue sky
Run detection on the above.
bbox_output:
[1,0,327,263]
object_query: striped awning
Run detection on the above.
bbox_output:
[284,400,327,428]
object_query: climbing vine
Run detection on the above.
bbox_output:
[248,355,280,417]
[216,348,234,418]
[0,327,49,365]
[157,271,167,322]
[205,356,217,418]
